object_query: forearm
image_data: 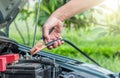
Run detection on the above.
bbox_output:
[51,0,104,21]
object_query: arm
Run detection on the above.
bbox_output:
[32,0,105,52]
[51,0,104,21]
[43,0,104,49]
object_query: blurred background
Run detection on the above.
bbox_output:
[9,0,120,72]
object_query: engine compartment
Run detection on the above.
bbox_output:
[0,36,119,78]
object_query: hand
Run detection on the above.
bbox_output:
[42,16,64,49]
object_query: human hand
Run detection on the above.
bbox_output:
[42,16,64,49]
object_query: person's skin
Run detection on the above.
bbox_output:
[31,0,105,52]
[42,0,104,49]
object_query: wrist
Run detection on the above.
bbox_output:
[51,12,66,22]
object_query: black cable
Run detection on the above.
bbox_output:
[62,39,101,66]
[46,38,101,66]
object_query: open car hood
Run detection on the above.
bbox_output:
[0,0,27,29]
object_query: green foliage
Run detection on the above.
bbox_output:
[43,28,120,72]
[18,3,33,21]
[34,0,66,26]
[64,9,96,29]
[48,29,120,57]
[18,0,120,35]
[18,9,33,20]
[89,3,120,35]
[19,0,120,35]
[32,0,96,29]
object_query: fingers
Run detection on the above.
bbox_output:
[43,33,63,49]
[47,38,64,49]
[42,17,63,49]
[42,26,50,43]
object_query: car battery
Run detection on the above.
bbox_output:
[1,61,52,78]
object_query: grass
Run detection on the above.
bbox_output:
[8,18,120,72]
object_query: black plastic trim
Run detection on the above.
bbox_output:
[0,11,4,24]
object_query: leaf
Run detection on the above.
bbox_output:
[39,16,49,26]
[40,4,51,14]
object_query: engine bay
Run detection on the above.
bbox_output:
[0,36,119,78]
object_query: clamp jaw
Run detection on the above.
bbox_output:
[30,38,62,55]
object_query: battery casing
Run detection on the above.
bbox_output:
[2,62,52,78]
